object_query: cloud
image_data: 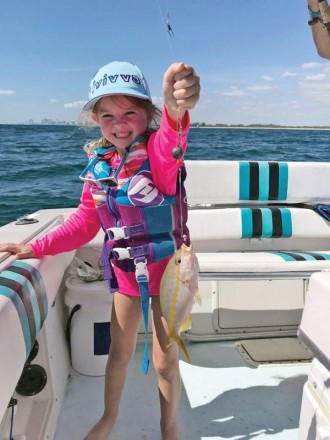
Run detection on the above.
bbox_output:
[282,71,297,77]
[223,86,245,97]
[247,84,274,91]
[300,81,330,90]
[241,100,264,111]
[298,78,330,103]
[261,75,274,81]
[0,90,15,95]
[151,96,163,105]
[301,62,323,69]
[305,74,326,81]
[50,99,58,103]
[64,101,86,109]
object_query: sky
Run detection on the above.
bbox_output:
[1,0,330,126]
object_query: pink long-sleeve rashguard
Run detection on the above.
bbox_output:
[30,109,190,296]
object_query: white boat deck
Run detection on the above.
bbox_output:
[3,156,327,440]
[54,340,310,440]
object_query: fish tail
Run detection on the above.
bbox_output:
[167,334,191,363]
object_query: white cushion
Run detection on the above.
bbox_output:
[185,161,330,205]
[197,251,330,273]
[188,207,330,241]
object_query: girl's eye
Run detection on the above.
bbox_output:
[101,114,113,119]
[125,111,136,116]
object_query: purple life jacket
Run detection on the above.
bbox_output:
[82,137,189,289]
[97,158,189,281]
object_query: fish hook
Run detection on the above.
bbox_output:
[166,12,174,37]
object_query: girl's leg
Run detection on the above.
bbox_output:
[151,296,181,440]
[84,292,142,440]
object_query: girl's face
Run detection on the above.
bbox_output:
[93,95,149,155]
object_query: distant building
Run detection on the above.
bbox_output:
[38,119,76,126]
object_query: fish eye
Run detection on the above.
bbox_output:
[175,258,181,265]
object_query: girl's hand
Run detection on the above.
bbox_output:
[0,243,35,260]
[163,63,200,120]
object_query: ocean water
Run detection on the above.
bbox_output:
[1,124,329,226]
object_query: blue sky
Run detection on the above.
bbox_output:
[1,0,329,126]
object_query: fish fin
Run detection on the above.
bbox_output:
[180,315,192,333]
[166,335,174,348]
[167,334,191,363]
[196,287,202,306]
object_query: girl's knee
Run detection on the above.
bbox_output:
[153,351,179,379]
[109,344,135,367]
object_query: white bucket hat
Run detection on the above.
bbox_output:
[83,61,152,111]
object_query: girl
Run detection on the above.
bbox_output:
[0,60,200,440]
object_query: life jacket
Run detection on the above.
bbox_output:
[98,159,189,266]
[80,135,189,373]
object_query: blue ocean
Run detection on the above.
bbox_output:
[1,124,329,227]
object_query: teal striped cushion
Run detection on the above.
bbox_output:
[239,161,288,201]
[0,262,47,359]
[241,207,292,238]
[271,251,330,262]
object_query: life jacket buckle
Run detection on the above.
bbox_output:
[112,247,131,260]
[107,227,128,240]
[134,257,149,282]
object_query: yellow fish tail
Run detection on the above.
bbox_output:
[167,334,191,363]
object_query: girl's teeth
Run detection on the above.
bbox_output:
[116,133,129,138]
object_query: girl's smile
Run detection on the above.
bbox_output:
[93,95,149,156]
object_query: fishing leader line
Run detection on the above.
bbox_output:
[156,0,176,58]
[156,0,184,162]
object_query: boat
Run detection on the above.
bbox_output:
[1,159,330,440]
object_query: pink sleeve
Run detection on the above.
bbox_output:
[30,183,101,258]
[148,107,190,195]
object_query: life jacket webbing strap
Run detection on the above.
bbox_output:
[135,257,150,374]
[112,244,150,260]
[107,224,146,240]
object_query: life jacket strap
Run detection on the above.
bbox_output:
[134,257,150,374]
[112,244,150,260]
[106,224,146,240]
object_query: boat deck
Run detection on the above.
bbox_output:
[54,340,310,440]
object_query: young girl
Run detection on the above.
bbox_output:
[0,60,200,440]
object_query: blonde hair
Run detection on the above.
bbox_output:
[80,95,162,154]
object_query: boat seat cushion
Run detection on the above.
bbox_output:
[185,160,330,276]
[0,261,48,359]
[188,206,330,242]
[185,160,330,205]
[197,250,330,273]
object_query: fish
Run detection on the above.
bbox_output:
[160,243,201,363]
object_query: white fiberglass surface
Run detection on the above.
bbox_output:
[55,341,310,440]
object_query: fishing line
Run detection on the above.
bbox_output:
[156,0,176,58]
[156,0,184,157]
[156,0,185,239]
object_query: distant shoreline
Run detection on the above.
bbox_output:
[190,125,330,131]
